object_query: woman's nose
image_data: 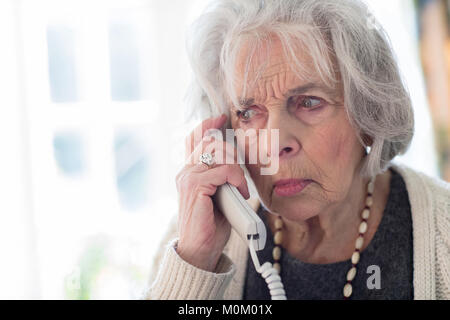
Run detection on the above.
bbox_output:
[278,135,301,160]
[266,114,301,161]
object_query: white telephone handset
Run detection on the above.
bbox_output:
[208,128,287,300]
[213,183,266,251]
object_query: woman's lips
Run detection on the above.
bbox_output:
[273,179,312,197]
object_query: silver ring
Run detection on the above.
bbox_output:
[199,152,215,168]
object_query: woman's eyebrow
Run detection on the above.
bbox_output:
[283,83,337,98]
[237,98,255,108]
[237,82,338,107]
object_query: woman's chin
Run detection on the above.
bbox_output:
[269,196,319,222]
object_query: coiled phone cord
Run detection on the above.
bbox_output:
[249,235,287,300]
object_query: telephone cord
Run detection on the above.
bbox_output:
[248,236,287,300]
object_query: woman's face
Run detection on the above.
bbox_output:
[230,39,365,221]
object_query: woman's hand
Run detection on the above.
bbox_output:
[175,114,250,272]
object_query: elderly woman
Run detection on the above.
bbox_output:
[147,0,450,300]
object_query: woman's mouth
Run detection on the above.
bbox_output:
[273,179,312,197]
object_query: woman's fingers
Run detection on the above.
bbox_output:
[181,162,250,200]
[187,136,238,169]
[205,164,250,200]
[184,114,227,161]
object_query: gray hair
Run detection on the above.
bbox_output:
[184,0,414,177]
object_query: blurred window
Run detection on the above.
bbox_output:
[17,0,169,299]
[53,132,85,176]
[108,22,140,101]
[114,130,151,211]
[47,26,79,103]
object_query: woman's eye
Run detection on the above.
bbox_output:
[236,108,257,121]
[296,96,323,109]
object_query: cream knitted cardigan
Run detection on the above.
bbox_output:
[146,163,450,300]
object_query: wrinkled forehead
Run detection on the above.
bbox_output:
[231,36,330,104]
[235,37,310,82]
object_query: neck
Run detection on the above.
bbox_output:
[266,169,391,264]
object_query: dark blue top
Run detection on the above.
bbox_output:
[243,168,414,300]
